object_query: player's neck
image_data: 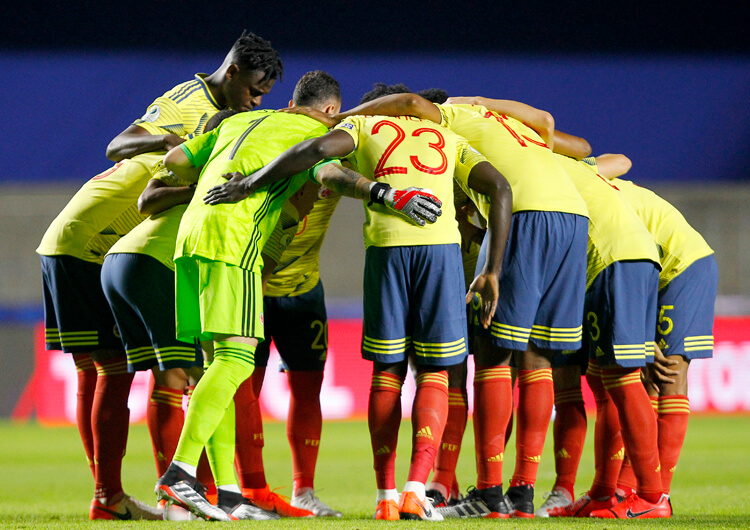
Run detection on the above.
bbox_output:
[203,71,226,108]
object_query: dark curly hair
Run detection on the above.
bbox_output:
[205,109,239,132]
[359,82,412,104]
[230,31,284,82]
[417,88,449,104]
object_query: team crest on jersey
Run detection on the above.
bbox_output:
[141,105,161,123]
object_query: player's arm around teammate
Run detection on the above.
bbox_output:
[138,177,196,215]
[199,129,444,227]
[445,96,592,160]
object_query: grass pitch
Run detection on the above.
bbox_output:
[1,415,749,528]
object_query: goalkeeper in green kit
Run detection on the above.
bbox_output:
[154,71,442,521]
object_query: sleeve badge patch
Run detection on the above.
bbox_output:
[141,105,161,123]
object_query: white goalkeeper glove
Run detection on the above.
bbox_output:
[369,182,442,226]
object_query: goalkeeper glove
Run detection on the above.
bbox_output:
[369,183,442,226]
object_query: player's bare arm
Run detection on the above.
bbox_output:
[203,129,356,205]
[314,163,442,226]
[448,96,556,149]
[278,106,339,128]
[163,144,201,184]
[464,161,513,328]
[314,163,372,200]
[283,93,443,128]
[550,130,592,159]
[447,96,592,159]
[293,93,441,127]
[106,124,185,162]
[137,178,195,216]
[338,93,442,124]
[595,153,633,179]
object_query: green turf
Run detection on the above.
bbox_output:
[1,415,749,528]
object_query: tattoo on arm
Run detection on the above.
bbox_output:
[317,164,371,199]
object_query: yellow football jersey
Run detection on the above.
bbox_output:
[334,115,486,248]
[105,166,193,271]
[262,200,303,269]
[36,153,162,263]
[435,103,588,218]
[555,155,659,288]
[37,74,224,264]
[133,74,221,139]
[453,181,482,290]
[265,195,341,297]
[611,178,714,290]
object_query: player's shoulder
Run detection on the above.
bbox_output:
[439,102,488,117]
[160,75,205,101]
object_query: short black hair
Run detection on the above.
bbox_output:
[205,109,239,132]
[417,88,449,104]
[292,70,341,107]
[230,31,284,82]
[359,83,412,104]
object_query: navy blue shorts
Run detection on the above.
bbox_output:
[656,255,718,359]
[101,253,201,372]
[584,260,659,368]
[551,348,589,372]
[474,211,588,351]
[362,244,468,368]
[41,254,122,353]
[255,281,328,371]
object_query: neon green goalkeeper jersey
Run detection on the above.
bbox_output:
[175,109,328,274]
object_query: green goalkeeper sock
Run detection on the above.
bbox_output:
[206,398,239,488]
[174,340,255,466]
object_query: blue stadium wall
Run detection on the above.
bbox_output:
[3,52,749,184]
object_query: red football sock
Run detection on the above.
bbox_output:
[473,366,513,488]
[602,367,663,503]
[287,370,324,494]
[586,363,623,499]
[511,368,553,487]
[408,370,449,484]
[450,477,460,500]
[431,387,467,492]
[650,395,659,416]
[657,395,690,493]
[73,354,97,478]
[368,371,404,490]
[234,368,267,490]
[147,385,184,476]
[616,454,637,496]
[553,385,587,498]
[505,405,514,447]
[92,356,134,502]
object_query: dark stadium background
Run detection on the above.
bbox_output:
[1,0,749,184]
